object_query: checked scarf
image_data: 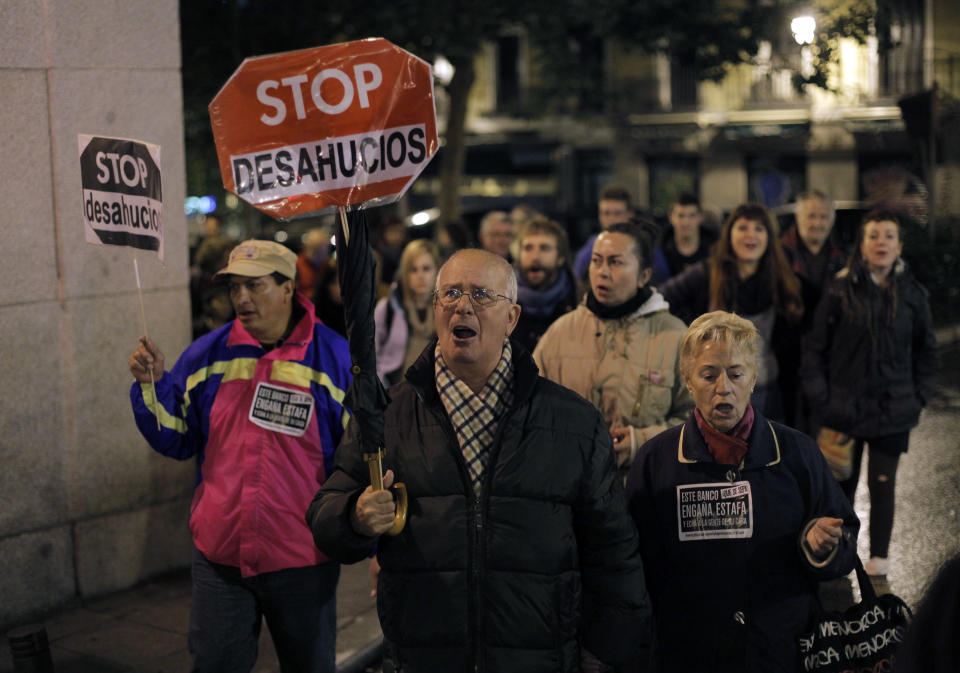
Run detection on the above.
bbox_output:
[435,340,514,495]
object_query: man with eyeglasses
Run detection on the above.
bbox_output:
[127,239,352,673]
[308,248,650,673]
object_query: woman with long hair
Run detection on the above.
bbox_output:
[801,209,938,581]
[374,239,441,386]
[661,203,804,422]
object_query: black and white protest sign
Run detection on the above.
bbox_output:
[79,135,163,261]
[676,481,754,541]
[229,124,429,204]
[248,382,315,437]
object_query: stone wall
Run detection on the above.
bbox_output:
[0,0,193,628]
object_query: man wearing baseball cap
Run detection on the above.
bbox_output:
[128,239,352,673]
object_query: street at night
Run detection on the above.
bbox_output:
[5,2,960,671]
[867,341,960,608]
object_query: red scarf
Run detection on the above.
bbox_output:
[694,405,755,465]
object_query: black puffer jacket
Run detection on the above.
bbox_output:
[800,263,938,438]
[307,338,650,673]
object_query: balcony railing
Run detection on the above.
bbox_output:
[609,53,960,118]
[608,64,804,116]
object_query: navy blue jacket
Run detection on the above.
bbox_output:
[625,412,859,673]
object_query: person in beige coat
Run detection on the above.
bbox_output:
[535,220,693,469]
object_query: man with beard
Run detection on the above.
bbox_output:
[514,218,579,353]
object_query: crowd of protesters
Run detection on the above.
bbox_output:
[160,188,938,672]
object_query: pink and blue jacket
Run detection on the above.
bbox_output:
[130,293,351,577]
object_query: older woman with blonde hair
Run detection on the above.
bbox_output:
[625,311,858,673]
[374,238,441,386]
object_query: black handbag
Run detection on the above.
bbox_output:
[798,558,912,672]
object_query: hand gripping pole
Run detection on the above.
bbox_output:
[364,448,407,536]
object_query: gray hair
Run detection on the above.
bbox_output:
[679,311,761,378]
[796,189,836,214]
[479,210,512,234]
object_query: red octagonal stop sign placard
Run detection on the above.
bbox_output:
[209,38,438,219]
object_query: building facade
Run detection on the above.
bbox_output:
[0,0,192,628]
[410,0,959,247]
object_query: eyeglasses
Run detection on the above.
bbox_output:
[433,287,511,309]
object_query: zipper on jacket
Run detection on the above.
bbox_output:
[471,494,484,588]
[470,493,484,672]
[468,403,523,672]
[419,386,485,672]
[413,370,531,673]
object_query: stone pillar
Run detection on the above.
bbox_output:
[806,124,858,202]
[701,154,747,214]
[610,158,650,211]
[611,136,650,209]
[807,158,858,202]
[0,0,193,627]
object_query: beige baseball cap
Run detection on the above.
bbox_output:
[216,239,297,279]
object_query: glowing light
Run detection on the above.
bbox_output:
[434,56,454,86]
[411,210,432,226]
[791,16,816,45]
[184,195,217,215]
[274,230,288,243]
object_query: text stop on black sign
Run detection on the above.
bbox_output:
[79,134,164,261]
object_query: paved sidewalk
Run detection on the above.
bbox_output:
[1,560,380,673]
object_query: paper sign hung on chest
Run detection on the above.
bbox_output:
[209,37,439,219]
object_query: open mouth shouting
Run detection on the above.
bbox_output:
[713,402,735,417]
[451,325,478,343]
[524,265,545,284]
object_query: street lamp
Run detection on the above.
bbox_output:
[791,15,816,45]
[791,15,816,79]
[434,56,454,86]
